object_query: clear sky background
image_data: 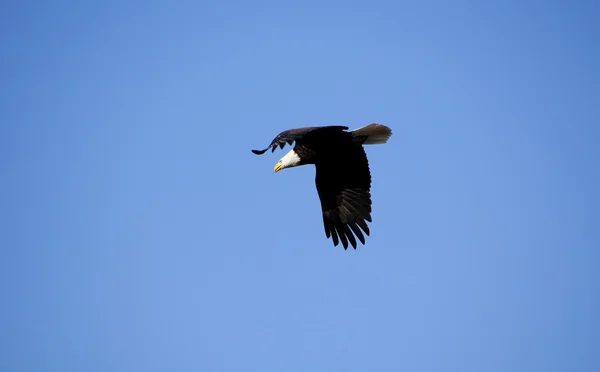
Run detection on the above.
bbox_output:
[1,1,599,371]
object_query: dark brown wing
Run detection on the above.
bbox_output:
[315,144,372,249]
[251,126,349,155]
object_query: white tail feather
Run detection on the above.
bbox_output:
[351,123,392,145]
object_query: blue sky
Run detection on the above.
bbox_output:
[1,1,599,371]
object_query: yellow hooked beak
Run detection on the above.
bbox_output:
[274,161,282,172]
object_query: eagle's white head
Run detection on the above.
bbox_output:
[274,149,301,172]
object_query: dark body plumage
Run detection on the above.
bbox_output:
[252,124,391,250]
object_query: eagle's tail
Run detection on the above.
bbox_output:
[351,123,392,145]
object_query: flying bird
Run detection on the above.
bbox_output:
[252,123,392,250]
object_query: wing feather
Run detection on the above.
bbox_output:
[348,222,366,245]
[316,143,374,249]
[251,126,349,155]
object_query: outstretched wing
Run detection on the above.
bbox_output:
[251,126,349,155]
[315,145,372,250]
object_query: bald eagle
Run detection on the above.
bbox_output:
[252,123,392,250]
